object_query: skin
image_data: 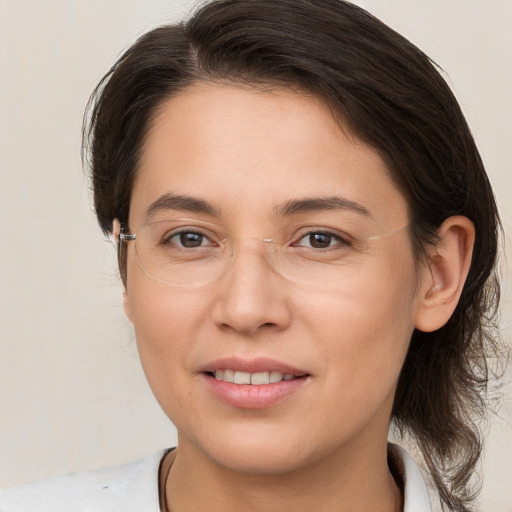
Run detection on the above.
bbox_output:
[122,84,474,512]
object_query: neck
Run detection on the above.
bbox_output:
[164,439,403,512]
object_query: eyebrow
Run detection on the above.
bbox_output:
[144,193,371,220]
[275,196,371,218]
[145,193,219,219]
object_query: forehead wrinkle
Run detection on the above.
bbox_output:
[145,193,220,220]
[275,196,372,218]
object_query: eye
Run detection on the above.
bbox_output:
[294,231,349,249]
[167,231,213,248]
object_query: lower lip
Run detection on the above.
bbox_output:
[202,374,309,409]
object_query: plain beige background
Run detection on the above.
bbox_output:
[0,0,510,510]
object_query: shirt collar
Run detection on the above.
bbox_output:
[388,444,433,512]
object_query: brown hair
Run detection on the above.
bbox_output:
[83,1,502,510]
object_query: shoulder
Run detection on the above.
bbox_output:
[0,450,168,512]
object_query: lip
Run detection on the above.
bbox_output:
[200,356,309,375]
[200,357,311,409]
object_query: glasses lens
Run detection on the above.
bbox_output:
[133,220,229,286]
[131,220,408,287]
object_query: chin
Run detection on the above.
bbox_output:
[209,441,308,475]
[179,419,333,476]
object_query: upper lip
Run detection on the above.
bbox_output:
[200,356,309,376]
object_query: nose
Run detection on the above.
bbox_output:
[211,247,292,336]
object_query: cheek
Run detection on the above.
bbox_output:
[306,254,418,399]
[125,264,211,400]
[130,290,203,356]
[126,248,206,331]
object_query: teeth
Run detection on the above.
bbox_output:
[234,371,251,384]
[269,371,283,383]
[250,372,269,385]
[213,370,301,385]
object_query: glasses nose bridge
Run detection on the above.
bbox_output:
[225,234,281,274]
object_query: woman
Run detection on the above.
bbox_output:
[0,0,502,511]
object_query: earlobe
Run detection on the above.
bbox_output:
[414,216,475,333]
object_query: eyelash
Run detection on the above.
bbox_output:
[164,230,218,249]
[162,228,352,250]
[293,231,351,250]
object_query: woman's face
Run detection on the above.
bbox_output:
[124,84,426,473]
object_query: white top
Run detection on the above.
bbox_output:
[0,445,432,511]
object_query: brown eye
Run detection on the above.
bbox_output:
[295,231,347,249]
[169,231,210,248]
[309,233,333,248]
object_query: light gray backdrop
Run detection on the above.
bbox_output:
[0,1,510,510]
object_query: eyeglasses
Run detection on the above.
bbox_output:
[119,218,408,288]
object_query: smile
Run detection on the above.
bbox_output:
[211,370,305,385]
[201,358,311,409]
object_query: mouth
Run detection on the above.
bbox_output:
[206,370,308,385]
[201,358,311,409]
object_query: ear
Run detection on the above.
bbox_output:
[112,218,122,243]
[113,218,134,324]
[414,216,475,332]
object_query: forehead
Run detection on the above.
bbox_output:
[129,83,408,229]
